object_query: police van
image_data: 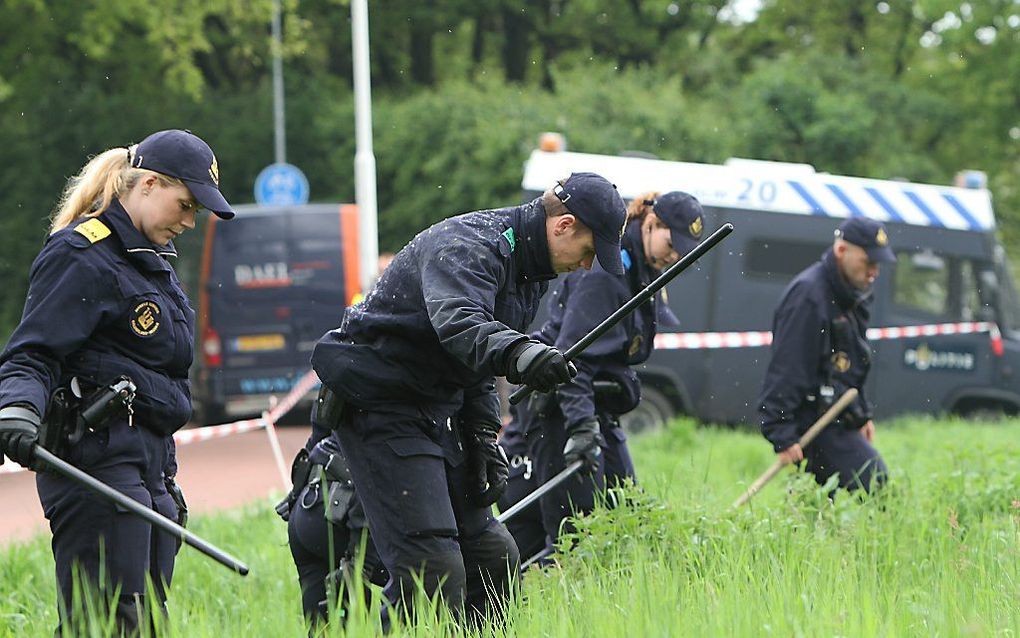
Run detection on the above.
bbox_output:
[194,204,360,423]
[523,144,1020,431]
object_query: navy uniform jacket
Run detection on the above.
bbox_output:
[532,220,658,429]
[312,199,556,428]
[0,200,196,435]
[758,249,874,451]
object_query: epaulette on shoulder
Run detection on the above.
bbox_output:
[70,218,111,247]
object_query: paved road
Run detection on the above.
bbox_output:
[0,426,310,546]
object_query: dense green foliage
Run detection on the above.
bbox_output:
[2,1,1019,335]
[1,416,1018,636]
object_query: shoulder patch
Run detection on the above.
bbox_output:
[501,227,516,252]
[74,218,111,244]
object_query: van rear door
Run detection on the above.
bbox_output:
[201,204,358,419]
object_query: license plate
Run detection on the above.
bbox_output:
[232,334,286,352]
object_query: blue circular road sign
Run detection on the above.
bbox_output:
[254,163,310,206]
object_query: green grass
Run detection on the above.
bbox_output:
[2,416,1018,637]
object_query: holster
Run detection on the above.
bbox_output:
[164,475,189,528]
[40,376,135,460]
[322,452,357,526]
[275,448,312,522]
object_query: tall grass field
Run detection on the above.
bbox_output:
[2,416,1018,637]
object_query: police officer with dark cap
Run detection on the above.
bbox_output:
[758,216,896,493]
[0,129,233,633]
[309,172,626,625]
[279,407,387,630]
[507,190,705,558]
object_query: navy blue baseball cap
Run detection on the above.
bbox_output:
[653,191,705,256]
[554,172,627,275]
[132,129,235,219]
[835,217,896,263]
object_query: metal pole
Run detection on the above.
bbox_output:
[730,388,859,509]
[271,0,286,164]
[509,222,734,405]
[496,460,583,524]
[351,0,380,295]
[33,447,250,575]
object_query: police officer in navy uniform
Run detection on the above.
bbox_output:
[512,191,704,555]
[310,172,626,624]
[0,130,233,633]
[281,408,387,629]
[758,217,895,492]
[495,417,545,562]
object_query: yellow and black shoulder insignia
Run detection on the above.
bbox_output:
[74,218,111,244]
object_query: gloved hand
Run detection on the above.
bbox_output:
[0,405,40,469]
[464,421,509,506]
[563,418,605,472]
[506,341,577,392]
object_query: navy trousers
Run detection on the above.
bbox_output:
[804,424,888,493]
[334,408,519,624]
[36,420,180,635]
[525,413,635,550]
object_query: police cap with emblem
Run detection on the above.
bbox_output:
[554,172,627,275]
[834,217,896,263]
[653,191,705,257]
[132,129,235,220]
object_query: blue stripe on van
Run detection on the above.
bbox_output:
[942,193,982,230]
[787,181,826,215]
[825,184,864,217]
[903,191,945,227]
[863,187,905,223]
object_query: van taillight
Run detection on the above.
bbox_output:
[990,323,1004,357]
[203,328,223,367]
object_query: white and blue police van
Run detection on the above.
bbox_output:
[523,141,1020,431]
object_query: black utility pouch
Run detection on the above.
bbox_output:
[275,448,312,521]
[314,385,347,429]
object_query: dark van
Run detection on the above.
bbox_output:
[194,204,360,423]
[523,146,1020,432]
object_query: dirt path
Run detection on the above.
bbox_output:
[0,426,310,546]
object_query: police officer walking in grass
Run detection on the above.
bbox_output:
[758,217,896,493]
[310,173,626,626]
[505,191,704,558]
[0,130,234,634]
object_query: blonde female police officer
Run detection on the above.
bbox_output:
[311,172,626,625]
[0,130,233,632]
[506,191,703,555]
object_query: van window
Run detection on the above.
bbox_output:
[893,250,948,317]
[744,239,827,280]
[892,250,994,322]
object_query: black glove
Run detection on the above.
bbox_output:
[464,421,509,506]
[0,405,40,469]
[563,418,605,473]
[506,341,577,393]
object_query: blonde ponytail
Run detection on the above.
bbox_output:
[49,146,180,234]
[626,191,660,222]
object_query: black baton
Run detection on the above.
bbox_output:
[496,460,583,524]
[509,222,734,405]
[33,446,250,576]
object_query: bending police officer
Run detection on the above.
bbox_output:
[510,191,703,555]
[0,130,234,633]
[757,217,895,493]
[310,173,627,625]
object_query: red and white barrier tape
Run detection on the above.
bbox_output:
[654,321,999,350]
[1,370,320,475]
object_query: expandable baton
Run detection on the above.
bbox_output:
[730,388,859,510]
[509,222,735,406]
[33,446,250,576]
[496,460,583,524]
